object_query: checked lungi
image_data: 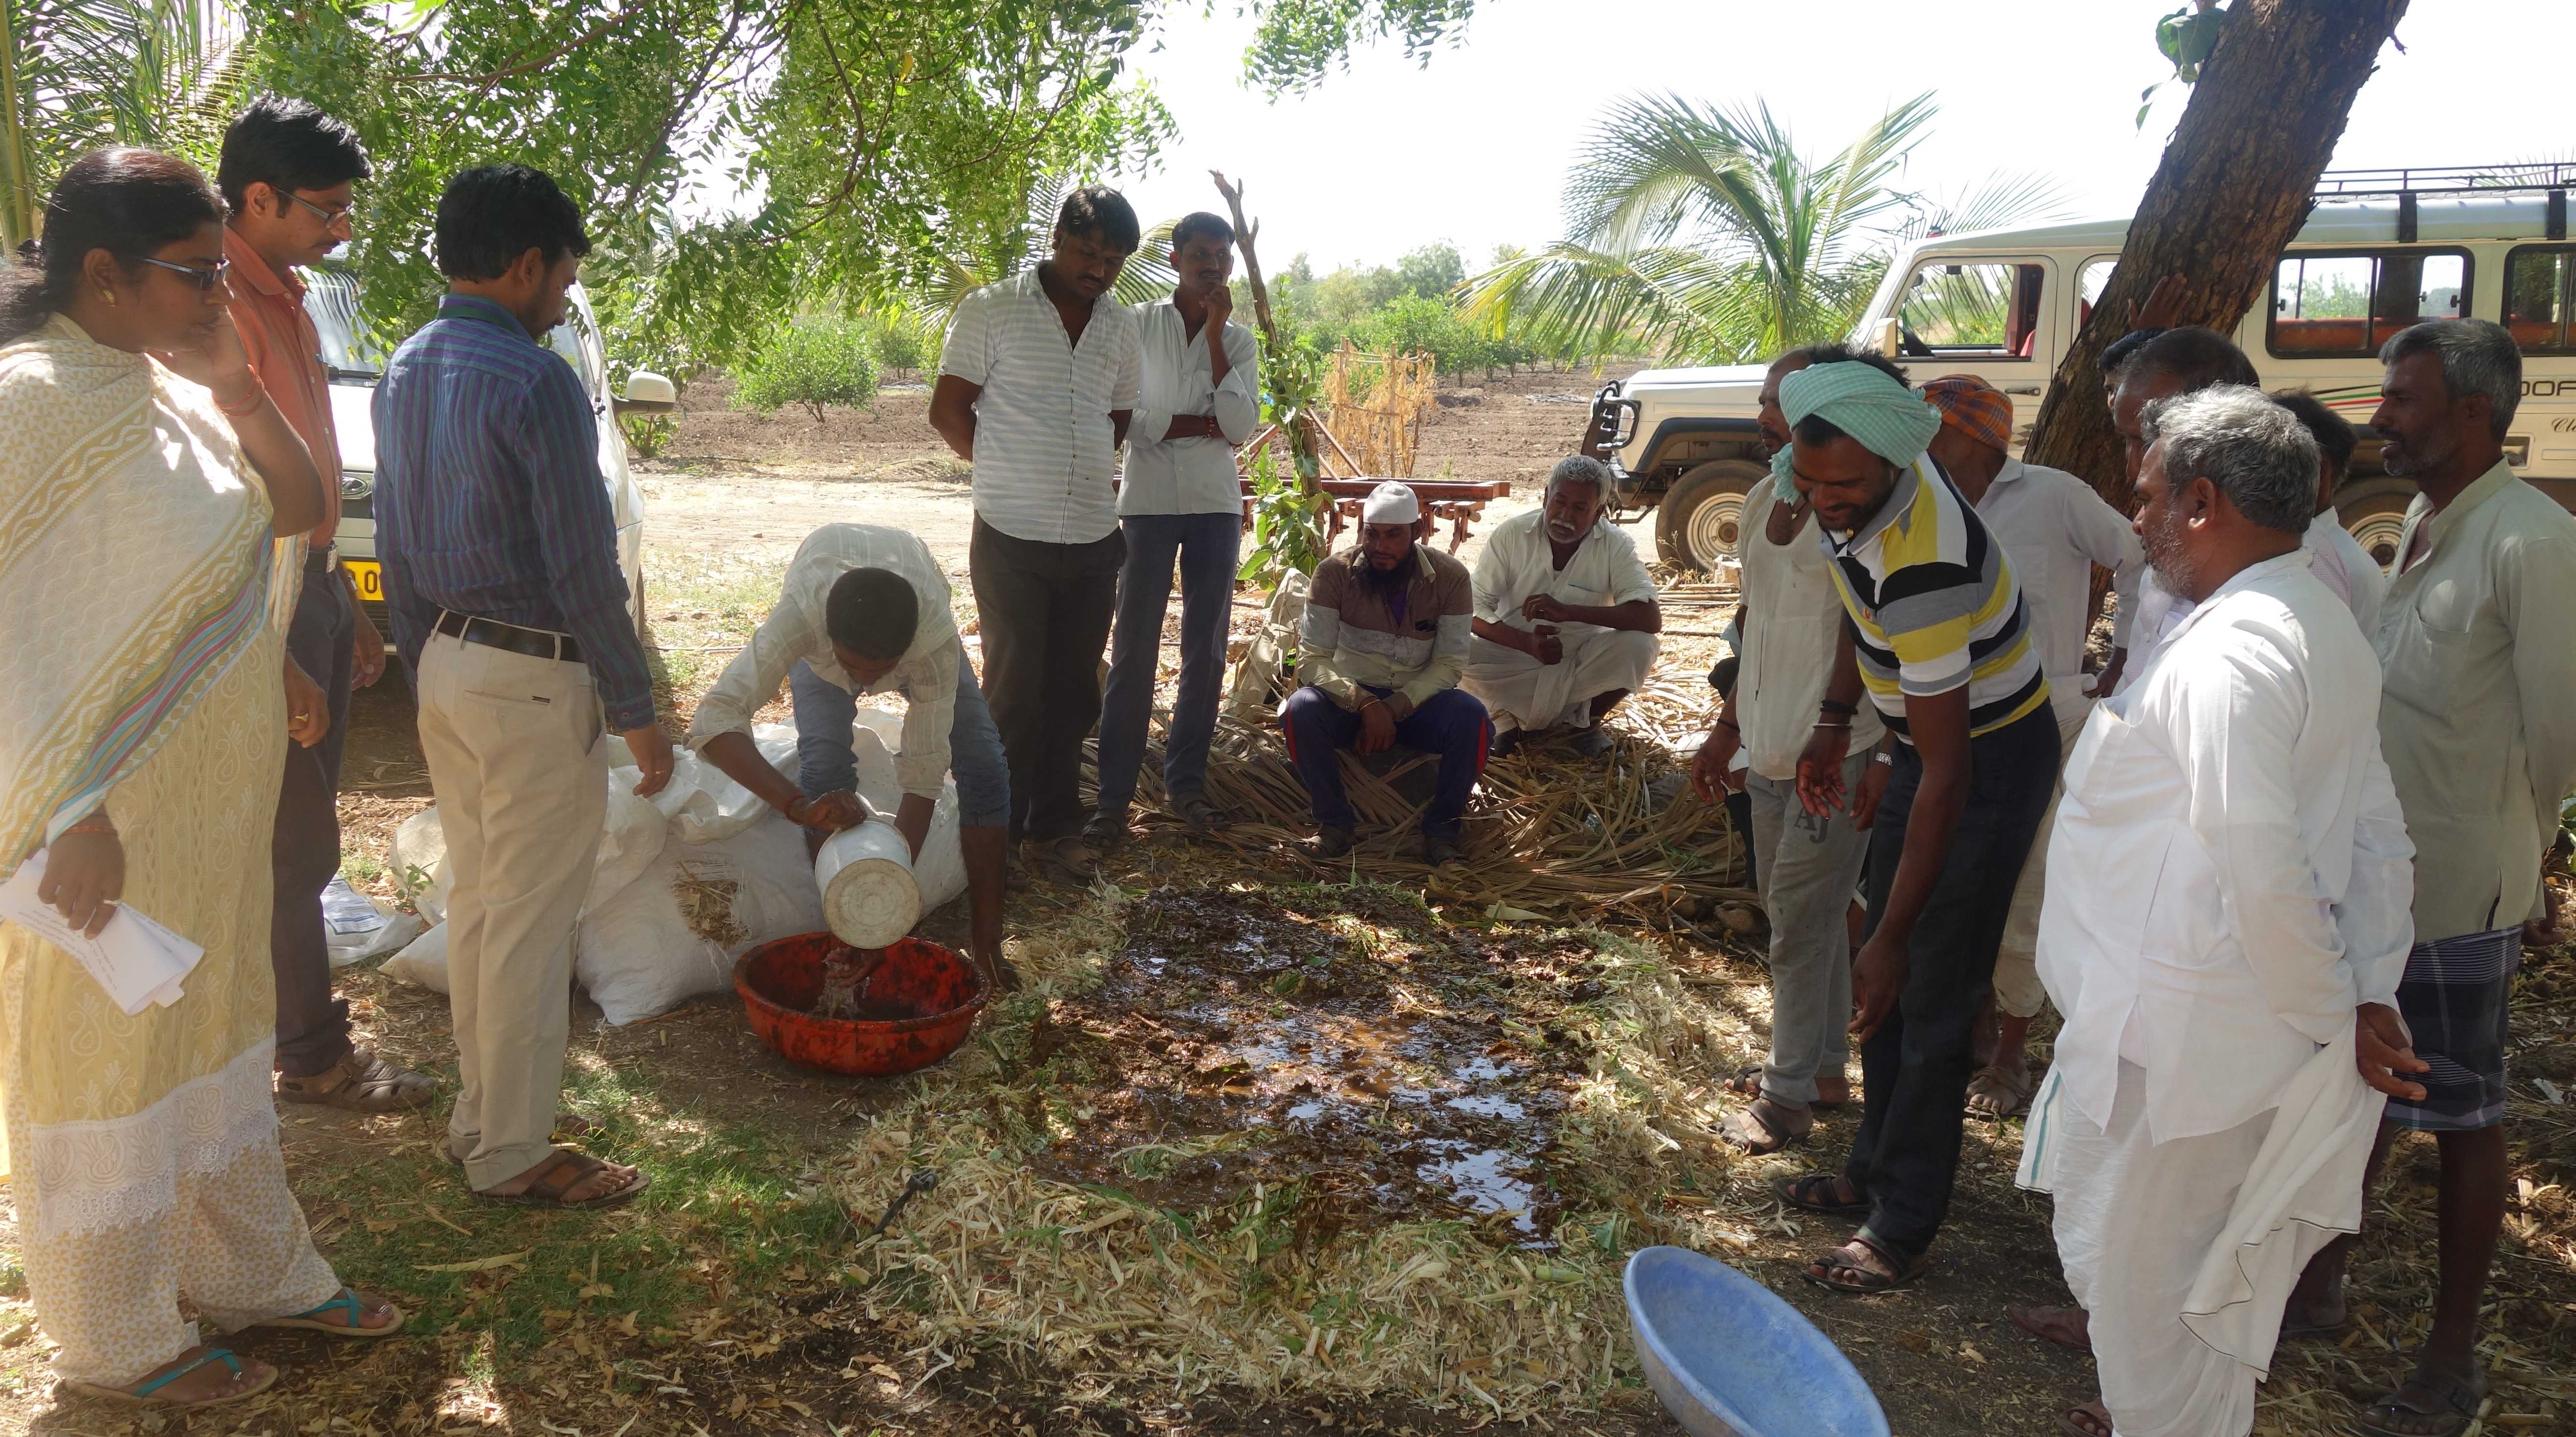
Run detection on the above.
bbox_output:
[2383,925,2521,1133]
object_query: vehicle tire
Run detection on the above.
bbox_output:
[1656,460,1769,572]
[2332,478,2416,572]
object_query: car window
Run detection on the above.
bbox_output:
[2504,245,2576,354]
[2269,250,2469,357]
[302,269,387,381]
[1898,261,2046,360]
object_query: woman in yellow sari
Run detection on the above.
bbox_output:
[0,149,402,1406]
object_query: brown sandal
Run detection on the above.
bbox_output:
[473,1150,650,1209]
[444,1112,595,1165]
[278,1049,437,1112]
[1721,1095,1813,1154]
[1722,1065,1848,1109]
[2056,1399,2112,1437]
[1804,1235,1927,1295]
[2008,1303,2093,1353]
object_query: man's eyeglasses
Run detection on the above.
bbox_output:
[133,256,230,293]
[285,192,357,226]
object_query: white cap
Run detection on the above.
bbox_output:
[1361,481,1421,525]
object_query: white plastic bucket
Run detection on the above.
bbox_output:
[814,819,921,949]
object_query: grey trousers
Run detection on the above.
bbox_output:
[1743,752,1872,1105]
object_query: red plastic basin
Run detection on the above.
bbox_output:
[733,932,986,1076]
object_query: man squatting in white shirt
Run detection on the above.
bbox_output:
[2025,385,2427,1437]
[1462,455,1662,759]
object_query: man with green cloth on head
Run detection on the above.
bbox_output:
[1758,355,2061,1296]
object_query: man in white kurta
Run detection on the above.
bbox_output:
[2029,387,2421,1437]
[1463,456,1660,758]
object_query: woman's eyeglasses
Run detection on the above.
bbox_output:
[132,256,230,293]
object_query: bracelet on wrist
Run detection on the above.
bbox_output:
[1711,716,1739,734]
[216,384,267,418]
[1817,698,1858,717]
[1812,719,1852,731]
[782,795,810,824]
[64,818,117,838]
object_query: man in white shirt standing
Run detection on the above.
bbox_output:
[686,525,1013,993]
[1463,456,1661,759]
[1090,213,1259,849]
[2031,385,2423,1437]
[1692,345,1880,1151]
[1915,375,2144,1121]
[931,187,1143,881]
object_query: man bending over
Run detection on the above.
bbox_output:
[688,525,1014,993]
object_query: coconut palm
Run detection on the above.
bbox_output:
[1459,91,2067,365]
[1,0,246,248]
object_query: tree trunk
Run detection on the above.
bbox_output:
[2022,0,2408,512]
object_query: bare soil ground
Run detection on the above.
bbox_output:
[2,372,2570,1437]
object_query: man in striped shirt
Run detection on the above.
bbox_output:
[931,187,1143,881]
[376,164,666,1210]
[1765,354,2059,1295]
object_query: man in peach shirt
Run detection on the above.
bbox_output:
[219,97,431,1111]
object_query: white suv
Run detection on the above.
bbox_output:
[1585,165,2576,571]
[302,269,675,647]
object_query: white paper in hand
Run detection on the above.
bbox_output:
[0,851,205,1014]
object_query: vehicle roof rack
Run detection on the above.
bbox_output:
[2314,163,2576,198]
[2313,165,2573,242]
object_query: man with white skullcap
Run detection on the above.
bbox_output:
[1463,455,1662,759]
[1280,482,1488,865]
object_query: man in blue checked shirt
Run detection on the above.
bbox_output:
[375,164,668,1212]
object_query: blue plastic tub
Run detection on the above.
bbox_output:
[1624,1246,1890,1437]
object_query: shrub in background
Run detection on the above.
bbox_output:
[735,317,881,421]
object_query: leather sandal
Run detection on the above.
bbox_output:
[1169,791,1233,833]
[1723,1064,1848,1109]
[474,1149,650,1210]
[1772,1172,1870,1216]
[1721,1095,1812,1154]
[277,1049,437,1112]
[2355,1365,2490,1437]
[2008,1303,2093,1353]
[1805,1234,1927,1295]
[445,1112,594,1166]
[1965,1063,2035,1119]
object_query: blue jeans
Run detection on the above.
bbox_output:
[1095,512,1242,818]
[1279,684,1489,839]
[788,648,1010,828]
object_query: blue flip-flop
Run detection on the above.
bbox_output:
[65,1347,278,1406]
[253,1287,406,1338]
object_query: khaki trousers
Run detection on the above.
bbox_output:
[415,631,608,1190]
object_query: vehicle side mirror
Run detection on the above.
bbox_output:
[615,370,678,416]
[1875,318,1901,360]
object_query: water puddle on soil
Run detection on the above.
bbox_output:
[1030,886,1608,1247]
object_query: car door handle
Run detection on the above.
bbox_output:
[2004,385,2042,396]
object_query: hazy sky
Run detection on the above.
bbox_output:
[1103,0,2574,273]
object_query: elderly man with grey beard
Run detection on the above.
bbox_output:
[1463,456,1662,759]
[2024,385,2422,1437]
